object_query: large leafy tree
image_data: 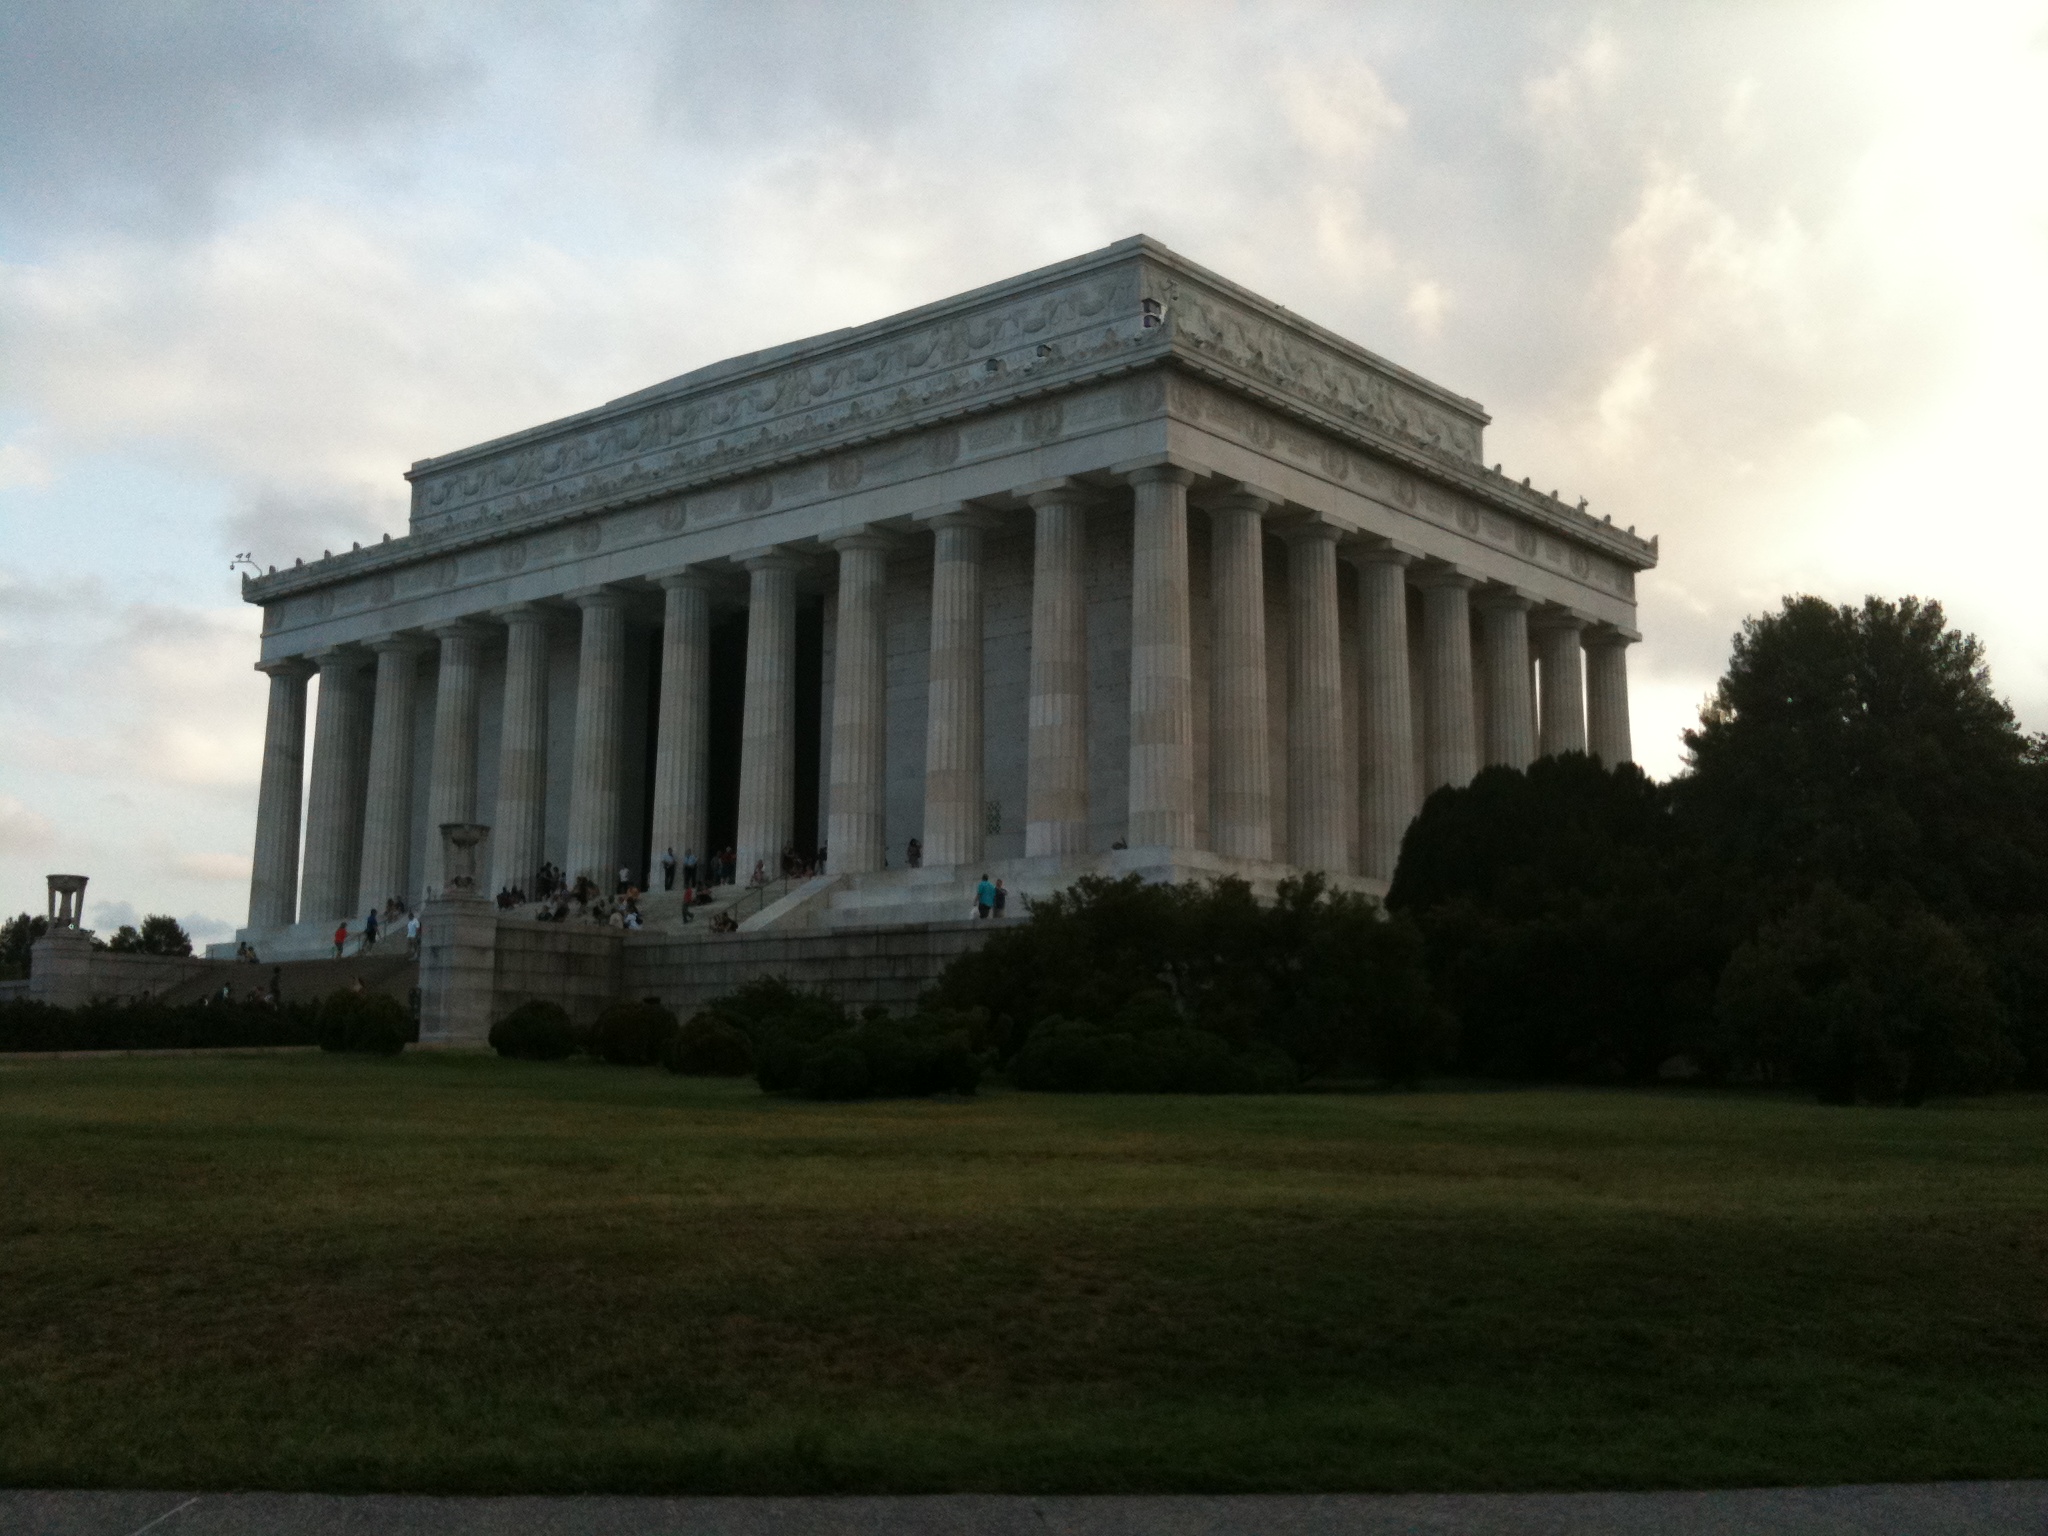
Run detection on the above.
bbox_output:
[1677,595,2048,919]
[106,915,193,957]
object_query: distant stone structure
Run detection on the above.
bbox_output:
[222,237,1656,1030]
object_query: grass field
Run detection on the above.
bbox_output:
[1,1053,2044,1495]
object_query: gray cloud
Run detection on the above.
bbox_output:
[0,0,468,240]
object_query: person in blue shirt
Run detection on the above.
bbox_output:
[975,874,996,920]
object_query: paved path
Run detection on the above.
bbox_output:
[8,1484,2045,1535]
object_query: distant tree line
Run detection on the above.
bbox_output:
[0,912,193,979]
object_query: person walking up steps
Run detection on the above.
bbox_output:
[660,847,676,891]
[405,910,420,959]
[332,921,348,960]
[975,873,996,920]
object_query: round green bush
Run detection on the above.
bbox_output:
[489,999,579,1061]
[799,1044,871,1100]
[589,999,679,1066]
[665,1015,754,1076]
[316,989,410,1056]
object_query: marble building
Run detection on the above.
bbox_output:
[229,236,1655,957]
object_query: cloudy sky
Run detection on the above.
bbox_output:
[2,1,2044,942]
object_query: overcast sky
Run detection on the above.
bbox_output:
[2,0,2044,942]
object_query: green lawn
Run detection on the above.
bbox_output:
[2,1053,2044,1495]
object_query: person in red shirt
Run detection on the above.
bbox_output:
[332,921,348,960]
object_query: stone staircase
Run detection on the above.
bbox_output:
[150,952,419,1008]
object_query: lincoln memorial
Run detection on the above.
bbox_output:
[227,236,1655,974]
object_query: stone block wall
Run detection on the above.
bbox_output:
[488,917,625,1026]
[626,921,993,1018]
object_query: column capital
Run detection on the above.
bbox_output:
[1208,487,1278,519]
[366,631,433,657]
[492,600,555,626]
[567,584,633,610]
[734,549,806,575]
[1529,606,1588,636]
[1582,625,1638,651]
[826,524,897,555]
[1342,539,1416,569]
[1471,586,1535,614]
[1017,476,1090,508]
[309,644,371,674]
[1118,460,1198,489]
[914,501,1002,532]
[1274,517,1344,546]
[255,656,315,680]
[1410,563,1478,592]
[428,618,491,643]
[651,565,719,591]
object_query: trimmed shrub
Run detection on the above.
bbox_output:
[1007,1015,1295,1094]
[664,1015,754,1076]
[588,999,679,1066]
[489,999,579,1061]
[1712,885,2018,1103]
[316,989,410,1056]
[0,995,318,1052]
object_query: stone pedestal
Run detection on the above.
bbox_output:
[417,823,496,1046]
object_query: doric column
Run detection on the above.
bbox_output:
[1585,630,1635,767]
[1207,491,1273,862]
[1416,569,1479,792]
[356,635,429,914]
[1353,548,1417,883]
[491,604,551,895]
[1025,486,1091,858]
[735,553,800,884]
[1125,464,1197,850]
[298,649,373,923]
[651,571,714,876]
[922,510,993,868]
[1282,521,1349,873]
[827,535,889,875]
[247,658,313,930]
[422,622,487,897]
[565,587,630,888]
[1534,615,1588,758]
[1475,591,1536,771]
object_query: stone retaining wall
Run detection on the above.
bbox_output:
[626,922,995,1017]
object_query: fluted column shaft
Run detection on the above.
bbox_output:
[651,573,713,874]
[247,659,312,929]
[923,513,989,868]
[491,605,551,894]
[1284,522,1349,872]
[422,623,487,896]
[565,588,630,888]
[1025,491,1091,857]
[1476,594,1537,771]
[1207,496,1272,861]
[1354,550,1417,882]
[1126,465,1197,849]
[1535,618,1588,758]
[1585,632,1635,767]
[356,636,428,914]
[735,555,800,882]
[1418,573,1479,792]
[298,651,373,923]
[827,538,889,874]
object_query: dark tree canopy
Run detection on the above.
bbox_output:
[1386,594,2047,1099]
[1678,595,2048,918]
[106,914,194,957]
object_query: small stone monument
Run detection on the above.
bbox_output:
[46,874,88,929]
[31,874,97,1004]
